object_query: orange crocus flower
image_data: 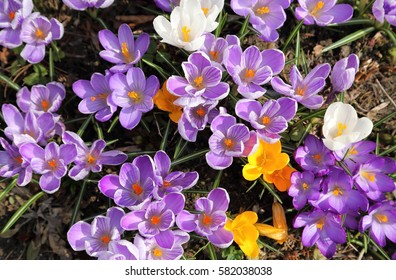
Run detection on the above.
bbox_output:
[153,80,182,123]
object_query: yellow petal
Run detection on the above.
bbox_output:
[224,219,233,231]
[255,223,287,242]
[242,164,262,181]
[233,224,259,246]
[239,240,259,259]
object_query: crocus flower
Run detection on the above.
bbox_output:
[153,0,180,12]
[293,209,346,258]
[109,67,159,130]
[224,45,285,99]
[96,240,140,260]
[242,139,289,181]
[153,80,182,123]
[206,110,258,170]
[67,207,125,256]
[196,0,224,32]
[257,201,288,244]
[98,155,156,209]
[295,0,353,26]
[0,0,33,48]
[167,52,229,107]
[62,0,114,10]
[176,188,234,248]
[322,102,373,151]
[19,142,77,193]
[16,82,65,114]
[372,0,396,26]
[288,171,321,210]
[98,24,149,73]
[294,134,335,176]
[20,13,64,64]
[72,72,117,122]
[360,201,396,247]
[235,97,297,143]
[264,165,296,192]
[62,131,127,181]
[271,63,330,109]
[121,193,185,249]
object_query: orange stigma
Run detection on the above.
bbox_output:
[224,138,234,149]
[121,42,133,63]
[262,116,271,125]
[153,248,163,257]
[297,86,306,96]
[202,214,212,226]
[245,69,255,79]
[194,76,204,89]
[316,218,325,230]
[375,213,388,223]
[35,28,46,40]
[100,235,111,244]
[132,182,143,195]
[41,100,50,111]
[163,181,171,188]
[312,153,322,163]
[87,154,96,164]
[333,187,343,196]
[196,106,206,117]
[47,159,57,170]
[150,215,161,225]
[128,91,141,103]
[9,11,16,21]
[302,183,308,190]
[209,51,219,61]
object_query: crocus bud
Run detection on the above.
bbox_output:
[272,201,288,244]
[330,54,359,94]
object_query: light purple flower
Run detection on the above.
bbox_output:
[330,54,359,93]
[153,0,180,12]
[167,52,230,107]
[62,131,127,181]
[294,134,335,176]
[373,0,396,26]
[206,110,258,170]
[0,0,33,48]
[98,23,150,73]
[98,155,156,209]
[20,13,64,63]
[67,207,125,256]
[224,45,285,99]
[62,0,114,11]
[109,67,159,130]
[19,141,77,193]
[333,141,377,173]
[360,201,396,247]
[176,188,233,248]
[153,150,199,199]
[96,240,140,260]
[121,193,185,249]
[271,63,330,109]
[293,209,346,258]
[73,72,117,122]
[288,171,321,210]
[295,0,353,26]
[178,100,219,142]
[235,97,297,143]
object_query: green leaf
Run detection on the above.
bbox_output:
[207,243,217,260]
[0,178,18,202]
[77,115,93,137]
[49,47,55,81]
[321,27,376,53]
[70,180,87,227]
[171,149,209,167]
[0,72,21,90]
[142,58,168,80]
[238,14,250,39]
[282,20,304,52]
[160,120,171,151]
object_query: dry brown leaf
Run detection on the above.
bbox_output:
[0,47,9,64]
[367,102,389,120]
[116,15,155,26]
[313,45,323,57]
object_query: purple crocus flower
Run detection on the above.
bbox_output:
[271,63,330,109]
[62,0,114,10]
[153,150,199,199]
[330,54,359,94]
[72,72,117,122]
[294,134,336,176]
[315,168,368,214]
[20,13,64,63]
[178,100,219,142]
[153,0,180,12]
[288,171,321,210]
[176,188,233,248]
[98,23,150,73]
[19,142,77,193]
[67,207,125,256]
[167,52,230,107]
[224,45,285,99]
[360,201,396,247]
[0,0,33,48]
[295,0,353,26]
[121,193,185,249]
[235,97,297,143]
[373,0,396,26]
[62,131,127,181]
[96,240,140,260]
[206,110,258,170]
[293,209,346,258]
[98,155,156,209]
[333,141,377,173]
[109,67,159,130]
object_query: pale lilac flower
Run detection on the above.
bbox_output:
[271,63,330,109]
[167,52,229,107]
[96,240,140,260]
[330,54,359,94]
[333,141,377,173]
[295,0,353,26]
[288,171,321,210]
[360,201,396,247]
[62,0,114,10]
[0,0,33,48]
[206,110,258,170]
[72,72,117,122]
[293,209,346,258]
[20,13,64,64]
[176,188,233,248]
[109,67,159,130]
[153,0,180,12]
[224,45,285,99]
[67,207,125,256]
[62,131,127,181]
[19,142,77,193]
[121,193,185,249]
[235,97,297,143]
[98,24,149,73]
[373,0,396,26]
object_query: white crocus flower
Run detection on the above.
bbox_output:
[322,102,373,151]
[153,0,208,51]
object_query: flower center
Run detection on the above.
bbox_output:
[41,100,50,111]
[312,153,322,163]
[15,156,23,165]
[100,235,111,244]
[362,171,376,182]
[336,122,347,137]
[209,51,219,61]
[261,116,271,125]
[316,218,325,230]
[310,1,324,16]
[150,215,161,225]
[194,76,204,89]
[202,7,209,15]
[121,42,134,63]
[132,182,143,195]
[297,85,306,96]
[302,182,308,190]
[375,213,388,223]
[244,68,255,79]
[223,138,234,149]
[9,11,16,20]
[256,6,270,15]
[153,248,163,257]
[333,187,343,196]
[196,106,206,117]
[47,159,57,170]
[87,154,96,165]
[35,28,46,40]
[202,213,212,226]
[181,26,191,42]
[163,181,171,188]
[90,93,109,102]
[128,91,142,103]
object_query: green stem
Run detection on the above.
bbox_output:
[160,120,171,151]
[0,178,18,203]
[70,180,87,227]
[49,48,54,81]
[0,73,20,91]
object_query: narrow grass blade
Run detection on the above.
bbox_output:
[49,48,54,81]
[379,145,396,156]
[207,243,217,260]
[107,116,119,133]
[328,19,374,27]
[70,180,87,227]
[373,110,396,128]
[296,123,312,147]
[381,28,396,46]
[0,72,21,91]
[171,149,209,167]
[295,29,301,66]
[77,115,93,137]
[321,27,375,53]
[160,120,171,151]
[157,51,182,76]
[282,20,304,52]
[140,118,151,133]
[215,11,228,37]
[94,120,104,140]
[246,180,257,193]
[0,178,17,202]
[142,58,168,80]
[238,14,250,39]
[211,170,223,189]
[173,137,187,160]
[365,233,390,260]
[258,178,283,204]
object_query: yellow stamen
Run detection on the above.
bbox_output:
[194,76,204,89]
[333,187,343,196]
[121,42,133,63]
[181,26,191,42]
[9,11,15,21]
[202,214,212,225]
[262,116,271,125]
[100,235,111,244]
[209,51,219,61]
[310,1,324,16]
[90,96,97,101]
[150,215,161,225]
[297,85,306,96]
[128,91,141,103]
[224,138,234,149]
[202,7,209,15]
[35,28,46,40]
[302,183,308,190]
[256,6,270,15]
[132,182,143,195]
[41,100,50,111]
[47,159,57,170]
[336,122,347,137]
[196,106,206,117]
[316,218,325,230]
[153,248,163,257]
[348,146,358,155]
[87,154,96,165]
[245,69,255,79]
[375,213,388,223]
[362,171,376,182]
[90,93,108,102]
